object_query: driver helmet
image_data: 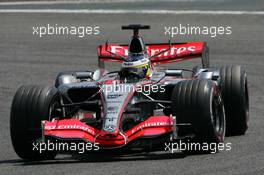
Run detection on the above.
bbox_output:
[121,53,151,79]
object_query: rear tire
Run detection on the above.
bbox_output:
[219,65,249,136]
[171,79,226,153]
[10,85,60,160]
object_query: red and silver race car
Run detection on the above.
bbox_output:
[10,25,249,160]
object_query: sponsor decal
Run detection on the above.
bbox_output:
[105,117,116,122]
[104,125,116,132]
[109,45,196,57]
[107,94,122,99]
[131,121,173,134]
[107,100,122,103]
[123,62,134,66]
[107,111,118,114]
[122,58,149,67]
[45,124,95,135]
[107,106,119,111]
[106,106,119,114]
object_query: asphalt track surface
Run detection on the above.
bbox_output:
[0,1,264,175]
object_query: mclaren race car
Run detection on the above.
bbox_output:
[10,24,249,160]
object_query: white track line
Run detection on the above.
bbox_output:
[0,9,263,15]
[0,0,143,5]
[0,0,190,5]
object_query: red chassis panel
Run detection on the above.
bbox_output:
[97,42,205,65]
[43,116,174,148]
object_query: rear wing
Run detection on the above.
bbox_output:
[97,42,209,68]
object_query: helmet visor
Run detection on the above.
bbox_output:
[121,63,149,78]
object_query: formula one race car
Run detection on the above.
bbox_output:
[10,24,249,160]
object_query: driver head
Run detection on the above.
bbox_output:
[121,53,151,79]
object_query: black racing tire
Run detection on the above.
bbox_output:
[10,85,60,160]
[171,79,226,153]
[219,65,249,136]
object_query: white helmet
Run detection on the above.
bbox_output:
[121,54,151,79]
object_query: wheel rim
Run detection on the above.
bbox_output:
[48,96,62,121]
[212,93,225,140]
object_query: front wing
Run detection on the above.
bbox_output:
[43,115,174,148]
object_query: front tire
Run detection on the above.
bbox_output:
[10,85,60,160]
[171,79,226,153]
